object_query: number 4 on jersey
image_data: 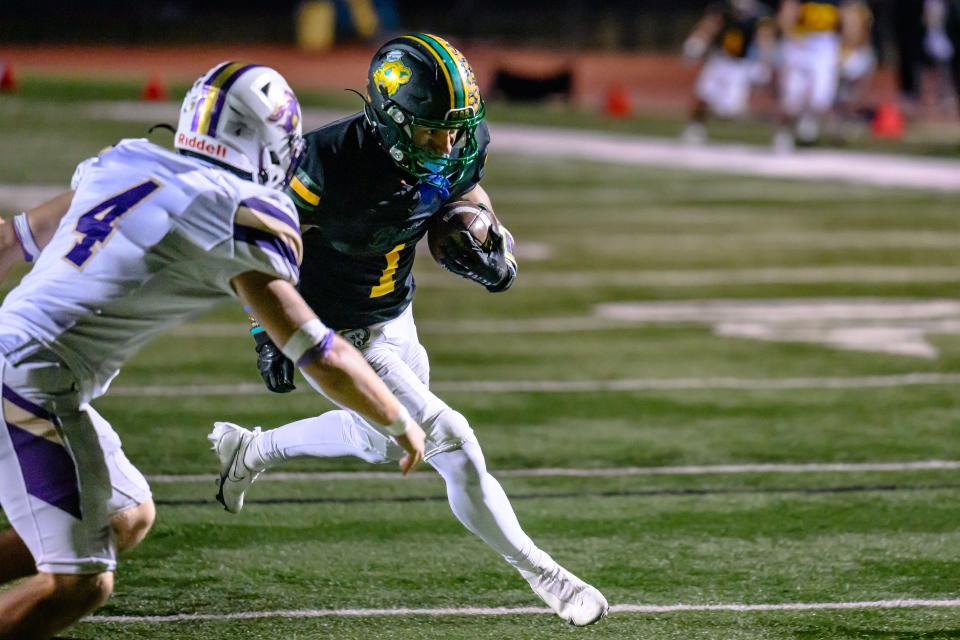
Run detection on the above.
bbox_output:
[64,180,161,268]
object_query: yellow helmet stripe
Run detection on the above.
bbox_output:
[420,33,471,108]
[194,62,250,135]
[401,34,457,110]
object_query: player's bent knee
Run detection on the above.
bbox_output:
[49,571,115,610]
[429,413,485,486]
[434,408,474,444]
[112,499,156,553]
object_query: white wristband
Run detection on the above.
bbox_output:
[281,318,330,363]
[12,212,40,262]
[385,406,415,436]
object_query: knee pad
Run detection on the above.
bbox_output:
[438,408,472,438]
[429,440,487,488]
[424,408,476,456]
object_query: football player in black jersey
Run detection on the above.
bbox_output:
[209,34,608,626]
[681,0,776,144]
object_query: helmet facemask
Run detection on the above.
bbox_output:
[258,134,306,190]
[369,99,484,187]
[258,88,306,189]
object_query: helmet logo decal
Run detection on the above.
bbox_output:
[268,88,301,134]
[373,57,412,97]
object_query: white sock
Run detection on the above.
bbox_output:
[428,442,556,579]
[245,410,387,471]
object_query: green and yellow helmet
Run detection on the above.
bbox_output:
[364,33,485,187]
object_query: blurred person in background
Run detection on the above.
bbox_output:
[681,0,777,144]
[830,0,876,141]
[922,0,958,114]
[948,0,960,117]
[893,0,926,115]
[774,0,870,150]
[892,0,960,118]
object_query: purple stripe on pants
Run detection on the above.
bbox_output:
[5,422,81,520]
[2,384,61,426]
[2,384,81,519]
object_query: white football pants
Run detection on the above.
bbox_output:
[695,53,755,118]
[779,33,841,116]
[0,351,151,575]
[251,304,554,576]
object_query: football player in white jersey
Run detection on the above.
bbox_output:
[774,0,869,150]
[0,63,425,640]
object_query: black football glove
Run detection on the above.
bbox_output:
[253,330,296,393]
[438,223,517,293]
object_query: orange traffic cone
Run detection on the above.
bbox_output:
[141,74,168,101]
[604,84,632,118]
[0,63,17,93]
[871,100,904,139]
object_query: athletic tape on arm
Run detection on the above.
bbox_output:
[281,318,335,365]
[385,405,416,436]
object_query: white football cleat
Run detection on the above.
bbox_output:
[772,128,795,154]
[526,565,609,626]
[680,122,707,146]
[208,421,262,514]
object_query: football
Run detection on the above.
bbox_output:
[427,200,496,263]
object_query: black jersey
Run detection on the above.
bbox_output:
[285,113,489,330]
[710,2,771,58]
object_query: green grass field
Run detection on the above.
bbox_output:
[1,83,959,639]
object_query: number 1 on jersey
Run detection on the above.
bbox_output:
[64,180,161,268]
[370,243,406,298]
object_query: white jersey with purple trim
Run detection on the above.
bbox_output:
[0,138,303,400]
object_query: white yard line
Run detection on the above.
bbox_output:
[438,373,960,392]
[73,101,960,191]
[411,267,960,289]
[147,460,960,483]
[111,382,267,396]
[0,185,65,211]
[85,598,960,623]
[492,123,960,192]
[136,265,960,308]
[110,372,960,397]
[163,299,960,358]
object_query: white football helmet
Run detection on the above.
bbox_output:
[175,62,304,190]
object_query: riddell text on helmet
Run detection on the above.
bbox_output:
[177,134,228,159]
